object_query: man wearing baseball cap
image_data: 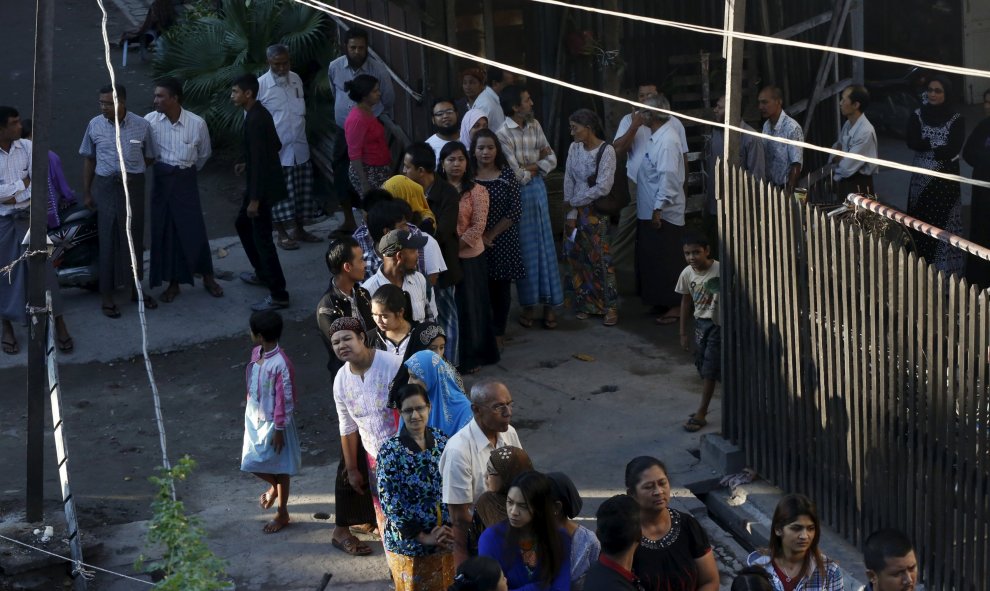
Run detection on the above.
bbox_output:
[361,229,437,322]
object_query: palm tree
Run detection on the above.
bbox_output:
[153,0,336,145]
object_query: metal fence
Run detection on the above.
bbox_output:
[718,164,990,591]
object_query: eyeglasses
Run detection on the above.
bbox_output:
[487,401,514,414]
[927,87,945,94]
[433,109,455,117]
[400,405,429,417]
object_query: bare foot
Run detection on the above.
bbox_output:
[259,487,277,510]
[263,509,289,533]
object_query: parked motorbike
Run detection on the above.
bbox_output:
[48,204,99,290]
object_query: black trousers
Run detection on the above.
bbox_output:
[235,196,289,300]
[332,130,358,210]
[488,278,512,337]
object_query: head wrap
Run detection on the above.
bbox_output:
[460,108,489,149]
[546,471,583,519]
[490,446,534,494]
[327,316,365,339]
[403,350,474,436]
[461,67,486,85]
[920,74,958,125]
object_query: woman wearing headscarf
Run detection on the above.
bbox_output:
[547,472,600,591]
[473,446,534,531]
[392,350,473,438]
[461,109,490,151]
[963,88,990,288]
[905,74,966,275]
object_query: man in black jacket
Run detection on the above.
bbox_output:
[231,73,290,311]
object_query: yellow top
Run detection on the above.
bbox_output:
[382,175,436,225]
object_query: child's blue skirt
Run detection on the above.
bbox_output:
[240,414,302,476]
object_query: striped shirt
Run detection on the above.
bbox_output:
[79,111,153,176]
[144,109,212,170]
[257,70,310,166]
[327,55,395,128]
[496,117,557,185]
[0,139,32,217]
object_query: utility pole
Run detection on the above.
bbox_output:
[27,0,55,523]
[723,0,746,167]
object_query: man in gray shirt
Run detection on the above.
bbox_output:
[327,27,395,232]
[80,83,156,317]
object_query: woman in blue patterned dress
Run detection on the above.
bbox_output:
[905,75,966,275]
[378,383,454,590]
[472,128,525,350]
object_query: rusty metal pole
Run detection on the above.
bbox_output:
[26,0,55,523]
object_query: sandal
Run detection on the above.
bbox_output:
[517,314,534,328]
[656,314,679,325]
[292,230,322,243]
[603,309,619,326]
[332,536,373,556]
[132,293,158,309]
[542,312,558,330]
[102,304,122,319]
[160,286,180,303]
[277,236,300,250]
[204,282,224,298]
[575,312,590,320]
[683,417,708,432]
[57,336,74,353]
[2,338,18,355]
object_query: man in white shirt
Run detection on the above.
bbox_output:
[439,378,522,566]
[473,66,514,133]
[425,98,460,164]
[831,85,878,203]
[0,106,73,354]
[361,229,437,322]
[612,83,688,299]
[144,77,223,303]
[257,44,321,249]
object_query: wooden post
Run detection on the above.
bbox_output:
[26,0,54,524]
[849,0,865,85]
[724,0,747,167]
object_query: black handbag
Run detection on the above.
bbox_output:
[589,142,629,216]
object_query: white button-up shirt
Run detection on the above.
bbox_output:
[0,139,31,216]
[473,86,505,132]
[257,70,310,167]
[144,108,212,170]
[362,267,438,322]
[636,122,686,225]
[833,114,878,180]
[439,418,522,505]
[615,113,688,181]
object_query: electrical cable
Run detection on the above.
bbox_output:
[0,533,154,586]
[292,0,990,190]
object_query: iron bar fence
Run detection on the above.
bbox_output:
[718,163,990,591]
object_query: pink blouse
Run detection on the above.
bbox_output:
[456,183,489,259]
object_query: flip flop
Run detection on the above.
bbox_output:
[57,336,74,353]
[277,236,300,250]
[332,536,373,556]
[683,417,707,432]
[102,304,122,319]
[293,230,322,243]
[259,490,277,510]
[2,338,18,355]
[132,293,158,309]
[160,287,179,303]
[543,317,558,330]
[655,315,679,325]
[204,282,224,298]
[517,315,534,328]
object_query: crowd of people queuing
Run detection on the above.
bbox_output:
[0,23,971,590]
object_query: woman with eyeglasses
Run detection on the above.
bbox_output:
[378,383,455,590]
[478,470,571,591]
[905,74,966,275]
[390,350,474,438]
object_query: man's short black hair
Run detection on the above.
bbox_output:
[499,85,527,118]
[595,495,641,555]
[232,73,260,97]
[431,97,455,113]
[363,188,394,214]
[0,106,19,128]
[249,310,283,342]
[844,85,870,112]
[326,235,360,274]
[99,84,127,100]
[368,201,406,243]
[155,77,184,102]
[404,142,437,173]
[760,85,783,102]
[637,81,660,91]
[487,66,510,86]
[342,26,369,45]
[863,529,914,572]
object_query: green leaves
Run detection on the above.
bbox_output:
[153,0,337,145]
[137,456,229,590]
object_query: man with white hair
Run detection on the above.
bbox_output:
[635,95,687,319]
[257,44,321,250]
[439,378,522,566]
